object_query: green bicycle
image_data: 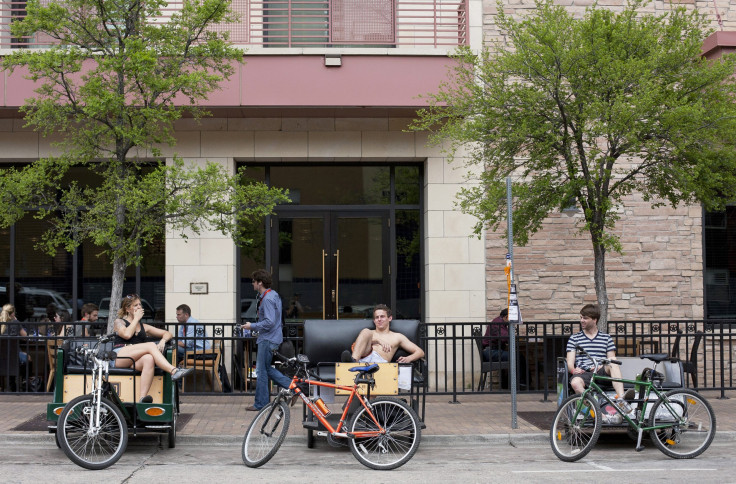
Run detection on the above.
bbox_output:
[550,345,716,462]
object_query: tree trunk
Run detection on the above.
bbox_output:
[592,242,609,332]
[107,256,126,333]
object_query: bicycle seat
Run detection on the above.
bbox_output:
[349,363,380,374]
[639,353,673,363]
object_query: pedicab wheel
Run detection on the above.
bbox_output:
[347,396,421,470]
[54,430,61,448]
[58,394,128,470]
[242,401,290,468]
[168,408,177,449]
[550,394,601,462]
[648,389,716,459]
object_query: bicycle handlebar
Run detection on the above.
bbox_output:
[574,344,621,372]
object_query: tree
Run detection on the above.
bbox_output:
[1,0,290,331]
[412,0,736,327]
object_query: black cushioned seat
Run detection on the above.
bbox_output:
[302,319,422,383]
[62,338,164,376]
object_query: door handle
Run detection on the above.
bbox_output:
[333,249,339,320]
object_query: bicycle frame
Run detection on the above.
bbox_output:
[575,356,687,436]
[83,350,135,427]
[260,368,385,440]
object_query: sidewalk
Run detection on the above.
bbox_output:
[1,390,734,441]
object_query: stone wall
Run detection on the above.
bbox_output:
[484,194,703,321]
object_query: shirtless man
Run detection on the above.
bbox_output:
[349,304,424,363]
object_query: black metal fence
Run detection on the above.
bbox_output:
[1,320,734,399]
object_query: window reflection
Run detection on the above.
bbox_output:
[271,166,390,205]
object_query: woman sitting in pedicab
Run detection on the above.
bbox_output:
[113,294,193,403]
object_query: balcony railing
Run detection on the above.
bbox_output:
[0,0,469,49]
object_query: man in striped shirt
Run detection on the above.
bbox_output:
[566,304,625,398]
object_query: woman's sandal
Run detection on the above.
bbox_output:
[171,367,194,381]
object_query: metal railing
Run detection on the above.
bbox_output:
[2,319,734,399]
[0,0,469,49]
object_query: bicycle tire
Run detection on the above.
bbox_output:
[241,400,290,468]
[347,396,421,470]
[58,394,128,470]
[550,393,601,462]
[168,408,177,449]
[648,389,716,459]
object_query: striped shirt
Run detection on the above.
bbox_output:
[566,331,616,371]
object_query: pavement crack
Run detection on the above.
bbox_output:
[120,444,162,483]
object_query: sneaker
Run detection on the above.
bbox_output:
[616,398,636,418]
[341,350,355,363]
[138,395,153,404]
[171,367,194,381]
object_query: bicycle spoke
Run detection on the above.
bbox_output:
[348,397,421,470]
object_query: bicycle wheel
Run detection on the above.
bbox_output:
[347,396,421,470]
[168,408,177,449]
[58,394,128,470]
[550,393,601,462]
[648,389,716,459]
[241,400,290,468]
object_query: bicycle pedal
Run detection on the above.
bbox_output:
[317,431,328,437]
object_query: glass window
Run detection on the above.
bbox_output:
[0,226,9,307]
[704,206,736,319]
[270,166,390,205]
[395,210,421,320]
[395,166,421,205]
[239,166,268,309]
[14,214,73,322]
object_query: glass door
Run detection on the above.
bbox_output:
[274,211,389,320]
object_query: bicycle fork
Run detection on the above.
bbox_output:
[89,363,106,436]
[259,401,286,437]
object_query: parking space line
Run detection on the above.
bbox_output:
[514,468,715,474]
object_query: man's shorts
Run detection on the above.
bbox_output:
[571,367,612,387]
[359,351,388,364]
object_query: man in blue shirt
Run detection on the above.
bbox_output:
[175,304,211,363]
[242,269,293,411]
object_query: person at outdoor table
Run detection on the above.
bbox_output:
[113,294,193,403]
[482,308,527,387]
[34,303,61,337]
[0,303,29,365]
[79,303,100,337]
[482,308,509,362]
[566,304,630,410]
[175,304,210,363]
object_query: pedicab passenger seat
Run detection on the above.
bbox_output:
[62,338,164,376]
[301,319,426,423]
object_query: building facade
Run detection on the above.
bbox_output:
[1,0,735,330]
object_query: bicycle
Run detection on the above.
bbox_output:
[550,345,716,462]
[54,334,178,470]
[241,352,421,470]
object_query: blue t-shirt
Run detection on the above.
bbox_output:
[566,331,615,371]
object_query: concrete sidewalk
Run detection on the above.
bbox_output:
[1,390,734,442]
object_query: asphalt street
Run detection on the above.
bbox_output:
[1,433,735,483]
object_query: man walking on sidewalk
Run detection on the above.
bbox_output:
[241,269,293,411]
